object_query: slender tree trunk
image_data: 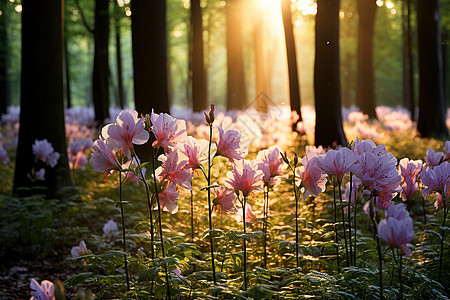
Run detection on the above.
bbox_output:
[402,0,415,120]
[281,0,302,125]
[417,0,448,138]
[14,0,72,196]
[93,0,110,125]
[131,0,169,163]
[314,0,347,148]
[226,0,247,111]
[131,0,170,115]
[253,0,267,113]
[64,38,71,108]
[191,0,208,112]
[356,0,377,119]
[0,0,8,115]
[115,5,125,109]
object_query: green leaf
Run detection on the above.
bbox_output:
[64,272,94,287]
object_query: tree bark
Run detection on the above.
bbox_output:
[402,0,415,121]
[115,4,125,109]
[226,0,247,110]
[281,0,302,125]
[356,0,377,119]
[253,0,267,113]
[314,0,347,148]
[417,0,448,137]
[131,0,170,115]
[0,0,9,115]
[190,0,208,112]
[14,0,72,196]
[93,0,110,125]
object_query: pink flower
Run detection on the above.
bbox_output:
[71,240,89,259]
[305,145,325,156]
[400,176,418,203]
[295,155,327,200]
[317,147,358,182]
[377,203,414,256]
[342,176,362,214]
[225,159,264,197]
[0,145,8,164]
[103,220,119,242]
[158,182,179,214]
[212,185,237,214]
[102,109,149,150]
[215,126,248,162]
[89,137,120,175]
[32,139,60,168]
[236,203,257,223]
[424,147,445,169]
[434,185,450,209]
[151,110,187,150]
[421,161,450,200]
[30,279,55,300]
[444,141,450,160]
[352,138,387,157]
[354,152,399,192]
[35,168,46,180]
[398,158,423,181]
[256,146,286,187]
[157,150,192,189]
[181,136,215,170]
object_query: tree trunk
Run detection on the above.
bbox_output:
[356,0,377,119]
[131,0,170,115]
[14,0,72,196]
[190,0,208,112]
[417,0,448,138]
[281,0,302,125]
[253,0,267,113]
[93,0,110,125]
[0,0,8,115]
[402,0,415,121]
[64,38,72,108]
[226,0,247,111]
[115,4,125,109]
[314,0,347,148]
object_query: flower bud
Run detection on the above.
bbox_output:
[293,152,298,167]
[144,114,152,131]
[205,104,215,125]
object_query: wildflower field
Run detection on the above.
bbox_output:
[0,105,449,299]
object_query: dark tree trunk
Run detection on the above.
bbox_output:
[131,0,170,115]
[14,0,72,196]
[356,0,377,119]
[253,0,267,113]
[190,0,208,112]
[417,0,448,138]
[64,38,72,108]
[226,0,247,111]
[0,0,8,115]
[281,0,302,125]
[402,0,415,121]
[93,0,110,125]
[115,5,125,109]
[131,0,169,162]
[314,0,347,148]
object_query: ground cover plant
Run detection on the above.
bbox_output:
[0,105,449,299]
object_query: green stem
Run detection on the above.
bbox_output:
[399,251,403,300]
[207,123,216,285]
[294,175,299,270]
[132,152,155,260]
[263,185,268,269]
[439,204,448,283]
[338,180,349,267]
[119,172,130,291]
[243,195,248,291]
[333,183,340,270]
[151,147,171,299]
[190,187,194,242]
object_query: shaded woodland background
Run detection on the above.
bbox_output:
[1,0,450,193]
